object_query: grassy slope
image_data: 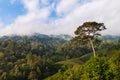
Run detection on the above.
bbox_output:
[56,49,107,65]
[45,49,108,80]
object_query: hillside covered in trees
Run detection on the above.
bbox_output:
[0,32,119,80]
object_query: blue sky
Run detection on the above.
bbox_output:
[0,0,26,24]
[0,0,120,36]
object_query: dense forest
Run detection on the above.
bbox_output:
[0,22,120,80]
[0,33,119,80]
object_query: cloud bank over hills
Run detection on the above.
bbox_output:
[0,0,120,36]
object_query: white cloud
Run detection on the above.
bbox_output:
[0,0,52,36]
[53,0,120,35]
[22,0,40,12]
[0,0,120,36]
[40,0,52,6]
[56,0,79,16]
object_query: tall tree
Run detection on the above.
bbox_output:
[74,22,106,57]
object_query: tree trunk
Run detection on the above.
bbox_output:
[89,39,96,57]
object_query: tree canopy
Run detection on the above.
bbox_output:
[74,21,106,56]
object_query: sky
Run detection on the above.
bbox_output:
[0,0,120,36]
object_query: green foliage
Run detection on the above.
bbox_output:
[56,41,91,58]
[46,50,120,80]
[83,57,110,80]
[74,22,106,42]
[73,21,106,57]
[0,34,119,80]
[0,38,61,80]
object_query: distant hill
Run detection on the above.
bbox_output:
[0,33,72,41]
[0,34,119,41]
[102,35,120,40]
[50,34,73,40]
[0,33,70,51]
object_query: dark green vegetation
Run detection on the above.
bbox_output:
[74,22,106,57]
[0,33,120,80]
[46,50,120,80]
